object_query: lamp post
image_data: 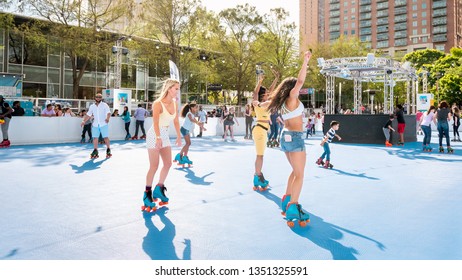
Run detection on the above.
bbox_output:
[112,36,131,89]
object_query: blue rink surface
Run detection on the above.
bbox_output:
[1,135,461,260]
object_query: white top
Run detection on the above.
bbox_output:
[198,110,207,122]
[182,112,195,131]
[281,101,304,120]
[87,102,111,127]
[420,111,435,126]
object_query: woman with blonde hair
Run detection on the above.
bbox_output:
[267,51,312,227]
[142,78,182,212]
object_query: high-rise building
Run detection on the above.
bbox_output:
[300,0,462,56]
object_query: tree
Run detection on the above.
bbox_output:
[22,0,130,98]
[140,0,201,66]
[214,4,263,105]
[402,49,445,69]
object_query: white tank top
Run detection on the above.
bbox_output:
[182,112,195,130]
[159,100,176,127]
[281,101,304,120]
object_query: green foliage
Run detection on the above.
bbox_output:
[402,49,445,69]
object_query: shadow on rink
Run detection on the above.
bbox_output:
[69,158,109,174]
[257,190,386,260]
[142,207,191,260]
[176,167,214,186]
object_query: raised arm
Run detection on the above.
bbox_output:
[268,68,280,93]
[289,51,312,100]
[253,75,264,101]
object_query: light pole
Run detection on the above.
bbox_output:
[112,36,131,89]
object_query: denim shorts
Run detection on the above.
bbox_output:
[180,127,189,137]
[280,131,305,152]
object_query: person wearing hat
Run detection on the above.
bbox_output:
[81,93,112,158]
[0,95,13,148]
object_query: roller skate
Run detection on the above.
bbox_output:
[423,145,432,152]
[131,135,138,140]
[397,141,404,146]
[253,173,269,191]
[280,194,291,216]
[0,140,10,148]
[80,137,86,144]
[179,155,193,168]
[385,141,392,147]
[315,157,325,166]
[324,160,333,169]
[140,134,146,139]
[90,149,99,159]
[285,203,310,228]
[173,153,182,163]
[274,140,280,147]
[152,184,169,206]
[141,189,157,212]
[447,147,454,154]
[106,148,112,158]
[125,133,131,141]
[439,146,444,153]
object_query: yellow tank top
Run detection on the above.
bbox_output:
[254,105,270,122]
[159,100,176,127]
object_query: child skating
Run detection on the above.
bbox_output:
[316,121,342,169]
[174,103,206,167]
[383,114,395,147]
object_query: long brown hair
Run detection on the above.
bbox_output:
[427,105,436,115]
[267,77,297,113]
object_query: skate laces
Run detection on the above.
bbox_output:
[144,190,153,202]
[258,173,266,182]
[157,184,167,196]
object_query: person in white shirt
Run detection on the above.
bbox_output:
[81,93,112,158]
[196,105,207,137]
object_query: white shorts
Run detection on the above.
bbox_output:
[146,126,171,149]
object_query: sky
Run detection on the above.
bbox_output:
[200,0,299,26]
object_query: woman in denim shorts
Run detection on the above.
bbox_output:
[267,51,312,227]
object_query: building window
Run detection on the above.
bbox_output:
[422,11,426,17]
[422,37,428,43]
[422,20,427,26]
[412,37,419,44]
[412,5,417,10]
[422,3,427,9]
[413,21,418,27]
[422,28,427,34]
[413,29,418,35]
[413,13,418,18]
[351,29,356,35]
[344,1,348,6]
[351,22,356,28]
[344,31,348,35]
[435,45,445,51]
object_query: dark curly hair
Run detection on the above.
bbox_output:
[267,77,297,113]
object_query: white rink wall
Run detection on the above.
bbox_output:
[7,117,252,145]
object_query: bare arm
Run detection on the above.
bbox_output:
[268,68,280,93]
[289,51,312,101]
[253,75,264,101]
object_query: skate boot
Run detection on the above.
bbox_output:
[253,173,269,191]
[439,146,445,153]
[80,137,86,144]
[0,140,10,148]
[324,160,333,169]
[397,141,404,146]
[153,184,169,206]
[385,141,392,147]
[423,145,432,152]
[140,134,146,140]
[179,155,193,167]
[285,203,310,227]
[90,149,99,159]
[447,147,454,154]
[131,135,138,140]
[125,134,131,141]
[231,138,237,142]
[106,148,112,158]
[173,153,182,163]
[141,190,157,212]
[280,194,291,216]
[315,158,325,166]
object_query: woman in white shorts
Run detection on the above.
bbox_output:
[142,78,182,212]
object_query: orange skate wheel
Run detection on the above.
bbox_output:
[145,206,151,212]
[281,211,286,216]
[159,201,168,206]
[141,206,146,211]
[287,220,295,227]
[299,220,307,227]
[253,186,258,191]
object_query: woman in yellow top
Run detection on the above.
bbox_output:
[142,78,182,212]
[251,70,279,191]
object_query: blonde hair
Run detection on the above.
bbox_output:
[156,78,180,102]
